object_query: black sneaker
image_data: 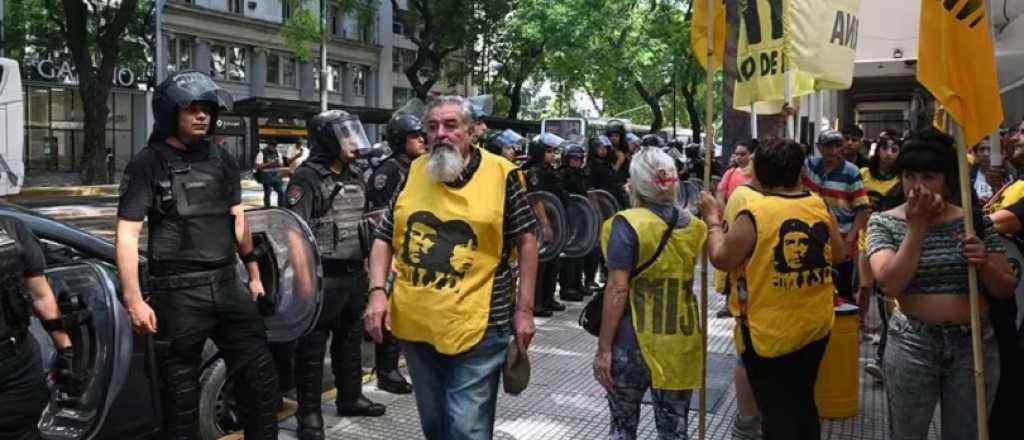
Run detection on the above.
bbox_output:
[548,301,566,312]
[534,308,553,317]
[561,289,584,302]
[336,396,386,417]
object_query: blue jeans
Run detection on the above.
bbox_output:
[262,174,285,207]
[884,311,1000,440]
[400,326,511,440]
[608,316,692,440]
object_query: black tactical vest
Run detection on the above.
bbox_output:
[304,162,368,261]
[148,142,237,264]
[0,223,30,339]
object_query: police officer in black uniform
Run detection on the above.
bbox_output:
[0,214,83,439]
[363,114,425,395]
[558,141,588,302]
[582,135,621,293]
[283,110,385,440]
[523,133,567,317]
[116,71,278,440]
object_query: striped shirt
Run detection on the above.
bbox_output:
[374,148,537,329]
[802,157,869,234]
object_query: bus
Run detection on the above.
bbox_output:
[0,58,24,196]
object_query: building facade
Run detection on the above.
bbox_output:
[160,0,476,168]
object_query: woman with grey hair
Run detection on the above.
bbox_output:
[593,147,707,439]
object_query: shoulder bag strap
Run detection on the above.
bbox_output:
[630,207,679,278]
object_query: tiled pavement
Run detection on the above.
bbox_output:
[278,264,940,440]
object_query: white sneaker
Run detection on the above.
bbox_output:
[865,362,884,383]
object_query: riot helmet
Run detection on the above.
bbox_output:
[527,132,565,166]
[640,134,665,148]
[151,71,233,141]
[563,142,586,168]
[385,114,424,156]
[605,119,627,137]
[307,110,372,163]
[486,129,526,157]
[625,133,641,147]
[588,135,612,160]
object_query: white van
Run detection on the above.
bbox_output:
[0,58,24,196]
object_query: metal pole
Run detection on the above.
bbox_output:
[0,0,6,58]
[673,69,678,139]
[155,0,165,83]
[750,104,757,138]
[784,70,793,138]
[952,121,990,440]
[320,0,328,112]
[699,1,714,439]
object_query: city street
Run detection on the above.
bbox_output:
[10,183,938,440]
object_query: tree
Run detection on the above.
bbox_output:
[281,0,377,63]
[391,0,510,101]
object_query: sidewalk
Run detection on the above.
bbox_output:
[280,271,935,440]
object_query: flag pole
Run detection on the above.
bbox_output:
[699,0,716,439]
[951,121,990,440]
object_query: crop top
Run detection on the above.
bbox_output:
[865,212,1004,295]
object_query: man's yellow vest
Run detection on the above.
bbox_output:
[988,180,1024,213]
[390,149,518,355]
[713,185,764,309]
[738,193,835,358]
[600,208,706,390]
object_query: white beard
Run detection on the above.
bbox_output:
[425,143,465,183]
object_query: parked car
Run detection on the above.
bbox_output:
[1,201,322,440]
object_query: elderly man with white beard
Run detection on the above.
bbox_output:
[365,95,540,440]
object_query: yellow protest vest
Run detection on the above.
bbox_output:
[713,186,764,304]
[988,180,1024,214]
[390,149,517,355]
[738,193,835,358]
[600,208,707,390]
[858,167,898,252]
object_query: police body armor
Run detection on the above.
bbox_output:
[305,162,369,261]
[0,226,29,340]
[148,143,237,264]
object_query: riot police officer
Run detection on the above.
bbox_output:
[558,142,588,302]
[483,129,527,163]
[364,114,426,396]
[524,133,567,317]
[116,71,278,439]
[283,110,384,440]
[0,214,82,438]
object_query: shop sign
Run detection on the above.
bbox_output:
[24,53,139,87]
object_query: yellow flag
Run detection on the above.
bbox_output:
[732,0,816,112]
[917,0,1003,146]
[692,0,726,71]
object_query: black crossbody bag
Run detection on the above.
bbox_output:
[579,208,679,336]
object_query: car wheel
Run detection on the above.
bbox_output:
[198,359,242,440]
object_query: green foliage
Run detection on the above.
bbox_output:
[281,0,379,63]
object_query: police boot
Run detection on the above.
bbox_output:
[234,352,280,440]
[375,331,412,395]
[333,322,386,417]
[294,331,328,440]
[160,359,202,440]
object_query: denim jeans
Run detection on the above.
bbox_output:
[400,326,511,440]
[884,311,1000,440]
[608,316,691,440]
[262,174,285,207]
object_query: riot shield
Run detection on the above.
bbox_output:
[31,261,133,440]
[588,189,621,222]
[527,191,567,262]
[562,194,600,258]
[239,208,323,343]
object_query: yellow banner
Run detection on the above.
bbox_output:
[692,0,726,71]
[917,0,1003,146]
[786,0,861,90]
[733,0,817,112]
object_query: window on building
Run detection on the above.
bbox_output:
[330,63,342,92]
[210,45,227,79]
[282,57,297,87]
[353,66,367,96]
[282,0,292,20]
[330,5,340,37]
[210,44,248,82]
[228,46,248,81]
[392,10,414,37]
[392,48,415,73]
[228,0,243,14]
[393,87,414,109]
[165,36,194,75]
[266,54,280,85]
